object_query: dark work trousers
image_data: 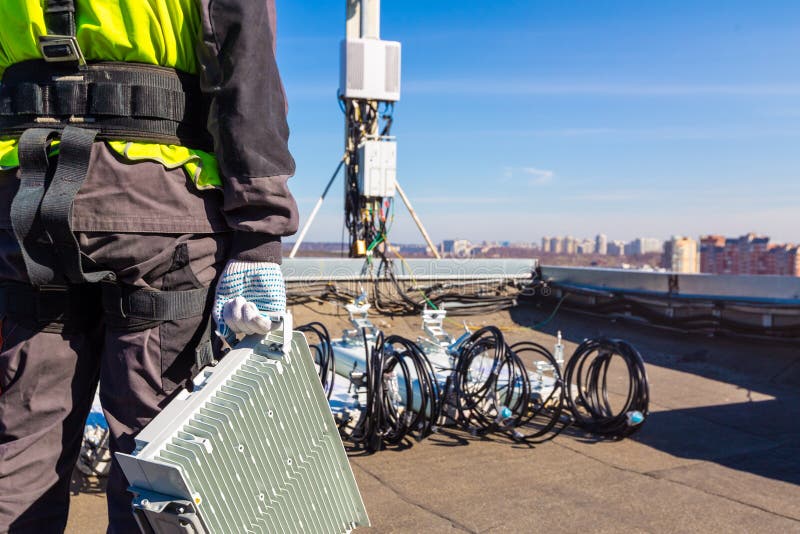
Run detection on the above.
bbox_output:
[0,144,230,533]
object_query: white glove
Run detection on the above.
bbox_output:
[212,260,286,338]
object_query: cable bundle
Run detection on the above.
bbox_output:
[563,338,650,438]
[338,333,442,452]
[297,321,336,399]
[507,341,569,443]
[371,252,520,316]
[445,327,568,443]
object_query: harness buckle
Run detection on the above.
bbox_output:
[38,35,86,68]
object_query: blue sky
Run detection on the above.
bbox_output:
[276,1,800,245]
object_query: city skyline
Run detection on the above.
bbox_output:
[278,1,800,245]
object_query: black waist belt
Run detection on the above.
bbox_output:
[0,60,212,150]
[0,282,102,332]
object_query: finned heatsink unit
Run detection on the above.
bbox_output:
[340,38,401,101]
[116,326,369,534]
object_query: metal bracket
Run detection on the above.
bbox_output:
[343,301,378,344]
[131,489,206,534]
[255,310,293,357]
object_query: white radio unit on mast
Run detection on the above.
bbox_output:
[340,38,401,102]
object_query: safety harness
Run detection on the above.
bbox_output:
[0,0,217,371]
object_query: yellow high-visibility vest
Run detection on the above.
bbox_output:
[0,0,221,189]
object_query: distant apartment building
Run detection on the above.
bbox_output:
[607,240,626,256]
[566,236,580,255]
[440,239,474,258]
[550,237,562,254]
[623,242,635,256]
[577,239,595,254]
[663,236,699,273]
[595,234,608,255]
[630,237,663,256]
[700,233,799,276]
[541,237,551,253]
[700,235,727,273]
[768,245,800,276]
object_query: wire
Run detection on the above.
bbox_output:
[563,338,649,438]
[337,332,442,452]
[297,322,336,399]
[530,294,567,329]
[443,327,568,443]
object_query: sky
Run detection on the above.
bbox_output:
[275,1,800,245]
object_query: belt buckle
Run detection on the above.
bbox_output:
[38,35,87,68]
[36,285,70,323]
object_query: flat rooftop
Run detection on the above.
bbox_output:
[68,303,800,533]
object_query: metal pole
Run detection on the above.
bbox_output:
[395,181,441,259]
[360,0,380,39]
[289,157,347,259]
[346,0,360,39]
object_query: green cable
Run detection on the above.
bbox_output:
[531,294,567,329]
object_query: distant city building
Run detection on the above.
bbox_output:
[623,242,635,256]
[595,234,608,255]
[768,245,800,276]
[541,237,551,253]
[629,237,664,256]
[440,239,473,258]
[700,233,799,276]
[562,236,577,255]
[550,237,562,254]
[663,236,699,273]
[607,240,626,256]
[577,239,595,254]
[700,235,727,273]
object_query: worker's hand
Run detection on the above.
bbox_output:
[212,260,286,339]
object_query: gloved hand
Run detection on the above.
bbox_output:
[212,260,286,339]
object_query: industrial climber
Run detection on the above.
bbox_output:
[0,1,298,532]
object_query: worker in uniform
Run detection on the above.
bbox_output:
[0,1,298,532]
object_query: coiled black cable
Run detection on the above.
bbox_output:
[506,341,570,443]
[381,335,443,444]
[446,326,510,436]
[297,322,336,399]
[563,338,649,438]
[339,332,442,452]
[444,327,566,443]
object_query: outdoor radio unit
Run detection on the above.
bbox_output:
[116,316,370,533]
[340,38,401,101]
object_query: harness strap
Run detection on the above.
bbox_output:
[101,282,217,372]
[40,127,114,284]
[44,0,77,37]
[101,283,210,323]
[194,316,217,372]
[11,128,61,286]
